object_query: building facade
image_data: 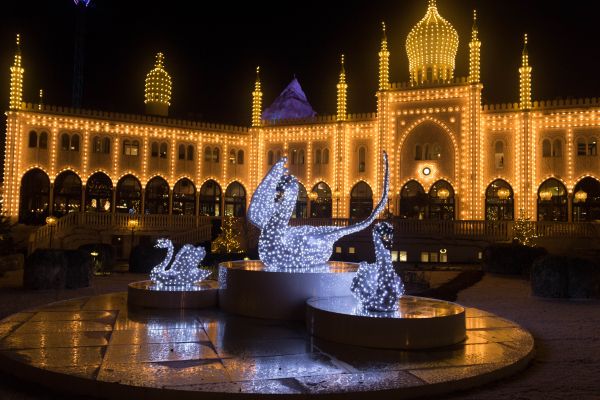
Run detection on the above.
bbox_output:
[4,1,600,226]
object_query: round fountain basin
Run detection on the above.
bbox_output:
[127,280,218,309]
[218,260,358,320]
[306,295,466,349]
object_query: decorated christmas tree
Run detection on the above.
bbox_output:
[211,216,244,254]
[513,209,538,247]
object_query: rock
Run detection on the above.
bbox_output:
[531,255,600,299]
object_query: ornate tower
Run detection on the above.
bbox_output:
[9,34,24,110]
[468,10,481,84]
[379,22,390,91]
[519,34,532,110]
[406,0,459,85]
[252,66,263,127]
[144,52,172,117]
[336,54,347,122]
[468,10,483,219]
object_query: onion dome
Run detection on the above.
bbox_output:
[144,52,172,116]
[406,0,459,85]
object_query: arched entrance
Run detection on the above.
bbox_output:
[172,178,196,215]
[349,182,373,219]
[572,177,600,222]
[85,172,113,212]
[19,169,50,224]
[399,180,426,219]
[144,176,169,214]
[116,175,142,214]
[225,182,246,217]
[199,180,221,217]
[485,179,514,221]
[311,182,332,218]
[53,171,82,217]
[428,180,455,220]
[537,178,568,222]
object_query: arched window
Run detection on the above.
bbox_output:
[39,132,48,149]
[424,144,431,160]
[537,178,568,222]
[178,144,185,160]
[204,146,212,162]
[267,150,274,165]
[358,147,366,172]
[322,148,329,164]
[103,137,110,153]
[432,143,441,159]
[19,168,50,224]
[315,149,322,164]
[298,149,305,165]
[552,139,562,157]
[28,131,37,148]
[485,179,514,221]
[349,182,373,219]
[573,177,600,222]
[415,144,422,160]
[159,142,168,159]
[225,182,246,217]
[115,175,141,214]
[577,137,587,156]
[311,182,332,218]
[237,150,244,165]
[70,134,80,151]
[172,178,196,215]
[293,183,307,218]
[494,140,505,168]
[429,180,455,220]
[93,136,102,153]
[199,180,222,216]
[187,145,194,161]
[291,149,297,165]
[144,176,169,214]
[86,172,113,213]
[542,139,551,157]
[123,140,138,156]
[53,171,82,217]
[229,149,236,164]
[589,137,598,156]
[212,147,220,163]
[400,180,426,219]
[61,133,70,151]
[151,142,159,157]
[276,150,282,162]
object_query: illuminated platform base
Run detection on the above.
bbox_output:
[127,280,218,309]
[0,293,534,399]
[306,296,466,349]
[218,260,358,320]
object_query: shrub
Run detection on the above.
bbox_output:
[483,243,547,275]
[531,255,600,299]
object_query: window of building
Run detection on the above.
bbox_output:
[439,249,448,263]
[429,252,439,263]
[159,142,167,158]
[424,144,431,160]
[399,251,408,262]
[415,144,422,160]
[267,150,274,165]
[494,140,505,168]
[123,140,139,156]
[315,148,322,164]
[237,150,244,164]
[212,147,219,163]
[298,149,305,165]
[28,131,37,148]
[70,134,80,151]
[93,136,102,153]
[178,144,185,160]
[335,246,342,254]
[420,252,429,263]
[204,146,211,162]
[229,149,236,164]
[39,132,48,149]
[276,150,282,162]
[589,137,597,156]
[552,139,562,157]
[542,139,551,157]
[291,149,297,165]
[358,146,366,172]
[187,145,194,161]
[577,137,587,156]
[348,247,355,254]
[152,142,159,157]
[61,133,70,151]
[103,137,110,153]
[432,143,441,159]
[322,148,329,164]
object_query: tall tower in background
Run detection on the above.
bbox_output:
[252,66,263,127]
[9,34,24,110]
[72,0,92,108]
[336,54,347,122]
[144,52,172,117]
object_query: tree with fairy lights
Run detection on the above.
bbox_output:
[513,209,538,247]
[212,216,244,254]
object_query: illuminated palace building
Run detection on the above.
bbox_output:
[4,0,600,228]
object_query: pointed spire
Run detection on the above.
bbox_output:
[471,9,478,39]
[522,33,529,60]
[38,89,44,110]
[468,10,481,84]
[337,54,347,122]
[252,66,263,127]
[155,52,165,69]
[9,33,24,110]
[519,33,532,110]
[379,22,390,91]
[428,0,436,9]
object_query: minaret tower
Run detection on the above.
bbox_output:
[9,34,24,110]
[379,22,390,91]
[252,66,263,127]
[336,54,347,122]
[468,10,481,84]
[519,34,532,110]
[144,52,172,117]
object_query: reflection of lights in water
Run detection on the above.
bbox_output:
[247,152,389,272]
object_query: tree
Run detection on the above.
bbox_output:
[211,216,244,254]
[513,209,539,247]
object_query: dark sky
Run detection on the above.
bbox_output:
[0,1,598,126]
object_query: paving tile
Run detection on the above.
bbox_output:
[167,378,306,394]
[469,327,534,346]
[466,316,517,330]
[109,328,209,345]
[103,342,218,364]
[296,370,425,393]
[82,294,127,311]
[1,331,110,349]
[204,319,306,344]
[29,311,117,323]
[42,364,101,380]
[0,321,23,339]
[14,320,113,334]
[464,308,494,318]
[113,317,201,331]
[37,299,87,311]
[213,337,311,358]
[1,312,35,323]
[0,346,105,367]
[408,362,504,384]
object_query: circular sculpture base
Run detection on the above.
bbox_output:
[306,295,466,349]
[127,280,218,309]
[218,260,358,320]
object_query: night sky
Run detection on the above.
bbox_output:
[1,1,598,126]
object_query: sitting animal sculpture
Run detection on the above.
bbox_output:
[350,222,404,312]
[248,151,390,271]
[150,238,210,287]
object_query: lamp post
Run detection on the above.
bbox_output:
[45,216,58,249]
[127,218,139,256]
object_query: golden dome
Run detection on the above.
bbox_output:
[406,0,459,85]
[144,52,172,107]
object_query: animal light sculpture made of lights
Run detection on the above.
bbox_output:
[150,238,210,287]
[350,222,404,313]
[248,152,390,272]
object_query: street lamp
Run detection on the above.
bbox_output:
[45,216,58,249]
[127,218,139,255]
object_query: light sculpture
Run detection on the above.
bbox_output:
[248,152,390,272]
[150,238,210,287]
[350,222,404,313]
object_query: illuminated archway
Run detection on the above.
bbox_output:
[537,178,568,222]
[86,172,113,213]
[19,168,50,224]
[428,180,455,220]
[293,183,308,218]
[199,180,221,217]
[349,181,373,219]
[311,182,332,218]
[485,179,514,221]
[225,182,246,217]
[116,175,142,214]
[53,170,82,216]
[399,180,426,219]
[145,176,169,214]
[572,177,600,222]
[173,178,196,215]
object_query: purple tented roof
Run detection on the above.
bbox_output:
[262,78,317,121]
